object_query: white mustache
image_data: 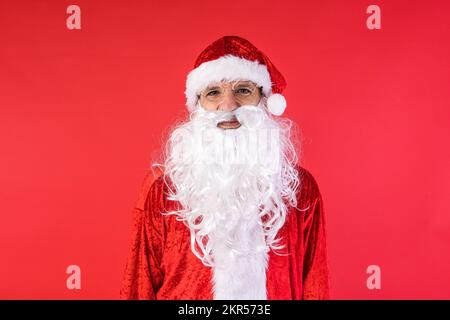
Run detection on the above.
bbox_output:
[193,104,267,127]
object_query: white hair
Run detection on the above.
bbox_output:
[156,99,300,268]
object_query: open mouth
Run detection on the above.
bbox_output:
[217,116,241,129]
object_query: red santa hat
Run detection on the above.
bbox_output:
[185,35,288,116]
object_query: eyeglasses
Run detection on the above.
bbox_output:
[198,80,263,106]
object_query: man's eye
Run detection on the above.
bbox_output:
[236,88,251,94]
[206,90,219,96]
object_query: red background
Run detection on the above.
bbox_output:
[1,0,449,299]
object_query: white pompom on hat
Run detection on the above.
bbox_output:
[184,36,288,116]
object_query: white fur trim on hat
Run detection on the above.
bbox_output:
[185,55,272,112]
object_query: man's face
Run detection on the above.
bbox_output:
[198,80,262,130]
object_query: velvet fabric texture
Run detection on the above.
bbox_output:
[120,166,330,300]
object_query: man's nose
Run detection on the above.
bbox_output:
[218,90,239,112]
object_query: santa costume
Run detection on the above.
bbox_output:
[120,36,330,300]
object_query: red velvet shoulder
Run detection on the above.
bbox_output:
[296,166,322,211]
[134,167,164,211]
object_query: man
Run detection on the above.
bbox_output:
[120,35,330,300]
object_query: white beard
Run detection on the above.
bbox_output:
[158,100,300,299]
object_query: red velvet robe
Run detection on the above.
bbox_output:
[120,166,330,300]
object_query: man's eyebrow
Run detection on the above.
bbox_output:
[234,81,254,86]
[205,85,221,90]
